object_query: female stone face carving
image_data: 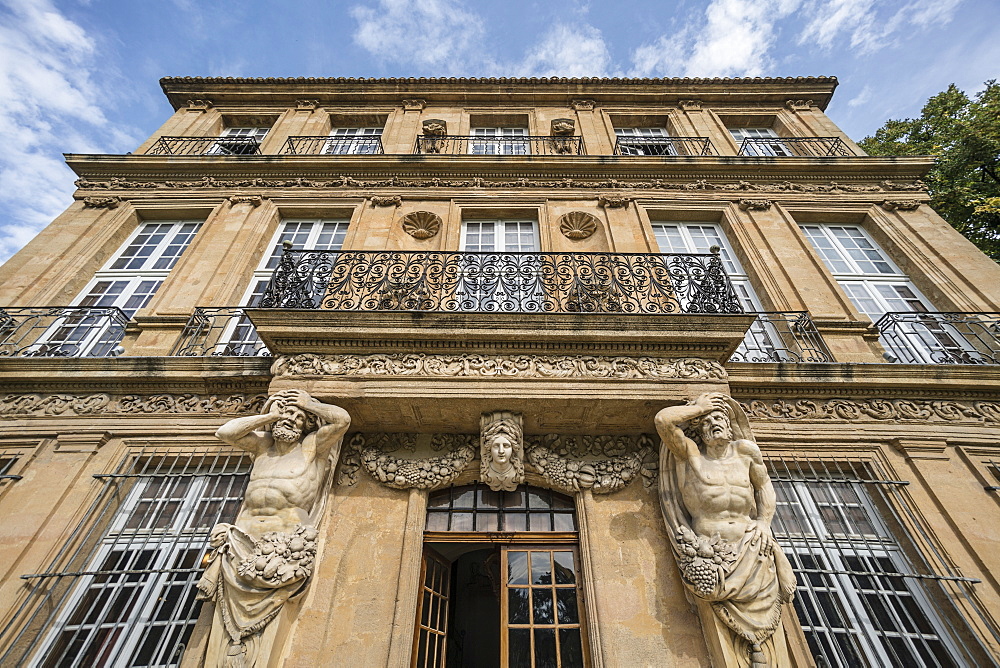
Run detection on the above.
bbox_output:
[490,434,514,467]
[480,411,524,492]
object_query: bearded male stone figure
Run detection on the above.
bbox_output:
[654,392,796,668]
[196,389,350,668]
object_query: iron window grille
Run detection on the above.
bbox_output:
[284,129,384,155]
[0,449,251,668]
[765,454,993,667]
[737,136,851,157]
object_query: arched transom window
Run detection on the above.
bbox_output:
[425,483,576,532]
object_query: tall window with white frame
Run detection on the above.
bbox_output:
[615,128,675,155]
[729,127,791,156]
[470,127,529,155]
[459,219,540,311]
[207,127,268,155]
[324,127,382,154]
[767,459,967,668]
[1,451,251,668]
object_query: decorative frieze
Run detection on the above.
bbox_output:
[82,196,123,209]
[229,195,264,207]
[0,393,267,417]
[339,433,478,489]
[598,196,631,208]
[571,99,596,111]
[785,99,815,111]
[272,353,728,380]
[678,100,703,111]
[558,211,599,239]
[881,199,922,211]
[73,176,929,195]
[740,398,1000,423]
[295,99,319,110]
[400,211,441,239]
[738,199,772,211]
[370,195,402,207]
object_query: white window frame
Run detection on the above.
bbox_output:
[324,127,382,155]
[207,127,269,155]
[469,127,529,155]
[459,220,540,310]
[730,127,792,156]
[615,127,675,155]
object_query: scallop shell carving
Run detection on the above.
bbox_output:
[401,211,442,240]
[559,211,600,240]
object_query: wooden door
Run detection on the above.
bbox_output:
[412,548,452,668]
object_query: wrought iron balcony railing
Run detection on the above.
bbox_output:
[729,312,833,363]
[258,249,743,315]
[737,137,852,157]
[0,307,128,357]
[283,136,384,155]
[875,312,1000,365]
[414,135,586,156]
[145,136,262,155]
[613,137,715,156]
[172,307,270,357]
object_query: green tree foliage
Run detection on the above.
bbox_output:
[859,81,1000,261]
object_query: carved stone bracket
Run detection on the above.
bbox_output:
[738,199,772,211]
[785,99,815,111]
[403,99,427,111]
[272,354,728,380]
[370,195,402,207]
[229,195,264,207]
[558,211,599,239]
[881,199,922,211]
[82,196,123,209]
[295,99,319,110]
[186,99,213,111]
[598,196,630,209]
[679,100,703,111]
[571,99,596,111]
[400,211,442,239]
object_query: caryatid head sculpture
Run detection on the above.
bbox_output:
[480,411,524,492]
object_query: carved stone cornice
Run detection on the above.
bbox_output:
[598,196,630,208]
[186,99,213,111]
[370,195,402,207]
[679,100,703,111]
[82,196,123,209]
[295,99,319,110]
[785,99,814,111]
[402,99,427,111]
[881,199,922,211]
[272,353,728,381]
[571,99,596,111]
[740,398,1000,424]
[0,393,266,417]
[229,195,264,207]
[738,199,771,211]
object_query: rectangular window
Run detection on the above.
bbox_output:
[767,458,969,667]
[615,127,675,155]
[459,219,540,311]
[730,127,791,156]
[324,127,382,155]
[2,450,251,668]
[207,127,268,155]
[470,128,529,155]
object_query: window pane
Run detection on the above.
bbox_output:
[556,589,579,624]
[534,628,557,668]
[509,588,530,624]
[559,628,584,668]
[553,552,576,584]
[531,552,552,585]
[508,552,529,585]
[508,629,531,666]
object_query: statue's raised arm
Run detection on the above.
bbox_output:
[654,392,728,460]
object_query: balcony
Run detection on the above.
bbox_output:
[613,137,715,156]
[172,307,270,357]
[0,307,128,357]
[737,137,851,157]
[730,312,833,363]
[257,249,742,315]
[145,136,262,155]
[414,135,586,156]
[876,312,1000,365]
[283,136,384,155]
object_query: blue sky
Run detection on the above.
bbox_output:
[0,0,998,263]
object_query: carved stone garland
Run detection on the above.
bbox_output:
[400,211,442,239]
[558,211,600,240]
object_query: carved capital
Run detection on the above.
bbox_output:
[738,199,772,211]
[229,195,264,207]
[881,199,921,211]
[295,99,320,110]
[82,196,123,209]
[571,99,596,111]
[678,99,703,111]
[370,195,402,207]
[785,99,815,111]
[402,98,427,111]
[186,99,213,111]
[598,196,630,209]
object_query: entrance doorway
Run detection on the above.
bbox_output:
[412,484,588,668]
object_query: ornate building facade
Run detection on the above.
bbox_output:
[0,76,999,667]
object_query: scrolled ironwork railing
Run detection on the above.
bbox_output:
[0,306,129,357]
[729,312,834,363]
[258,250,744,315]
[875,312,1000,365]
[144,136,262,155]
[737,137,852,157]
[414,135,586,156]
[613,136,715,156]
[283,135,384,155]
[171,307,269,357]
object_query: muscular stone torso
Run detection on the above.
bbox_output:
[679,444,756,542]
[238,437,324,538]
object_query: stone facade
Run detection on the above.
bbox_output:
[1,77,999,668]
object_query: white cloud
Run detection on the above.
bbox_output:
[0,0,140,264]
[350,0,488,72]
[515,23,614,77]
[847,85,872,107]
[799,0,964,54]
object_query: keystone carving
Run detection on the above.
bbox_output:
[738,199,772,211]
[481,411,524,492]
[785,99,815,111]
[186,99,213,111]
[198,390,351,668]
[402,99,427,111]
[679,100,703,111]
[558,211,600,239]
[598,196,630,208]
[229,195,264,207]
[400,211,442,239]
[295,99,319,110]
[82,196,122,209]
[571,99,596,111]
[655,392,796,668]
[881,199,921,211]
[370,195,402,207]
